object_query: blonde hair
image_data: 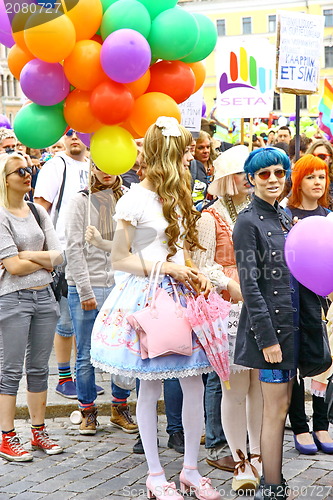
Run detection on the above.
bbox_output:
[214,175,239,197]
[143,122,203,260]
[0,153,27,208]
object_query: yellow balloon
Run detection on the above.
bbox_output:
[24,11,76,63]
[91,126,137,175]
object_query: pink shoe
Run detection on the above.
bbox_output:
[179,465,221,500]
[146,470,184,500]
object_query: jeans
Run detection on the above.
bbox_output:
[204,371,226,449]
[136,378,183,436]
[0,287,59,395]
[68,285,129,405]
[56,295,75,337]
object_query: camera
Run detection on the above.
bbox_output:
[252,134,257,142]
[4,147,15,154]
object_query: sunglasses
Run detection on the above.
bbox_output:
[6,166,36,178]
[256,168,286,180]
[314,153,331,161]
[65,129,75,137]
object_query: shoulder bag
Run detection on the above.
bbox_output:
[127,261,193,359]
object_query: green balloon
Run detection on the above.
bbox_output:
[181,13,217,63]
[148,7,199,61]
[137,0,178,19]
[101,0,151,40]
[14,103,67,149]
[100,0,119,14]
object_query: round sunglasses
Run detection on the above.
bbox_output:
[6,166,37,178]
[255,168,286,180]
[313,152,331,161]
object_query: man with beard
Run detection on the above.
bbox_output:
[34,130,90,399]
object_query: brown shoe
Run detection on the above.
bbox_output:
[206,455,237,472]
[79,408,98,435]
[110,404,138,433]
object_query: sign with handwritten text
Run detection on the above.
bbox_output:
[276,11,324,94]
[179,88,203,133]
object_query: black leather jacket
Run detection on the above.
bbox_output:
[232,195,322,370]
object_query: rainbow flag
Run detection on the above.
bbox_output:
[318,79,333,134]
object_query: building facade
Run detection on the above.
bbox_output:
[180,0,333,118]
[0,44,24,125]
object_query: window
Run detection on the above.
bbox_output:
[13,78,17,97]
[273,92,281,111]
[268,15,276,33]
[325,46,333,67]
[216,19,226,36]
[324,9,333,27]
[6,75,11,97]
[299,95,307,110]
[242,17,252,34]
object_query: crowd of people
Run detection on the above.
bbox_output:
[0,117,332,500]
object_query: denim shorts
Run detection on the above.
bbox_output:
[259,368,296,384]
[55,295,75,337]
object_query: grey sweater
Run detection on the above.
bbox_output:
[0,204,62,296]
[65,192,115,302]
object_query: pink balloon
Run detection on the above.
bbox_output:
[20,59,70,106]
[285,215,333,296]
[0,0,14,48]
[77,132,91,147]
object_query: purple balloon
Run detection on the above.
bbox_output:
[202,101,206,117]
[20,59,70,106]
[0,0,14,48]
[289,114,296,122]
[0,114,12,129]
[285,216,333,296]
[77,132,91,148]
[100,29,151,84]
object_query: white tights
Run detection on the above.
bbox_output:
[221,369,263,467]
[136,375,204,487]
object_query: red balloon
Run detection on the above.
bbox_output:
[90,80,135,125]
[147,60,195,104]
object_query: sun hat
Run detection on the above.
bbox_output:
[208,145,249,196]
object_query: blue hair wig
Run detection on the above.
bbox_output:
[244,147,291,181]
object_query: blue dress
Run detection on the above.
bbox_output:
[90,184,212,380]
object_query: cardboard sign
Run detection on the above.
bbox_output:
[276,11,324,94]
[179,88,203,132]
[215,37,275,118]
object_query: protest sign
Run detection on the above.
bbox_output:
[179,88,203,133]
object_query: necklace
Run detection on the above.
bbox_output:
[223,194,250,223]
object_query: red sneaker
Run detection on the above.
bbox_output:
[31,426,63,455]
[0,432,33,462]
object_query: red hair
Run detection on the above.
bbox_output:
[288,154,329,208]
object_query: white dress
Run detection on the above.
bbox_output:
[90,184,212,380]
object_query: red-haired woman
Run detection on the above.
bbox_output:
[286,154,333,455]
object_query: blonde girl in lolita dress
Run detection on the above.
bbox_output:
[89,118,221,500]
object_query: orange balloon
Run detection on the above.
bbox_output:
[121,119,142,139]
[64,40,108,91]
[7,44,34,80]
[64,0,103,41]
[64,89,102,133]
[125,69,151,99]
[24,12,76,63]
[129,92,181,138]
[11,11,32,52]
[186,62,206,93]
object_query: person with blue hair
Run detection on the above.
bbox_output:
[232,147,295,499]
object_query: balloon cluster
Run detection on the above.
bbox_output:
[2,0,217,174]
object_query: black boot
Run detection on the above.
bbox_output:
[254,479,288,500]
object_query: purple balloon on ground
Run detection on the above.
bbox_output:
[0,0,14,48]
[284,215,333,296]
[0,114,12,129]
[100,29,151,84]
[20,59,70,106]
[77,132,91,147]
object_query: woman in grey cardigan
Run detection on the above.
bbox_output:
[0,152,63,462]
[65,164,137,435]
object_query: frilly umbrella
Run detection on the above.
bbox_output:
[186,290,231,388]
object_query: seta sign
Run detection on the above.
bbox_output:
[215,37,275,119]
